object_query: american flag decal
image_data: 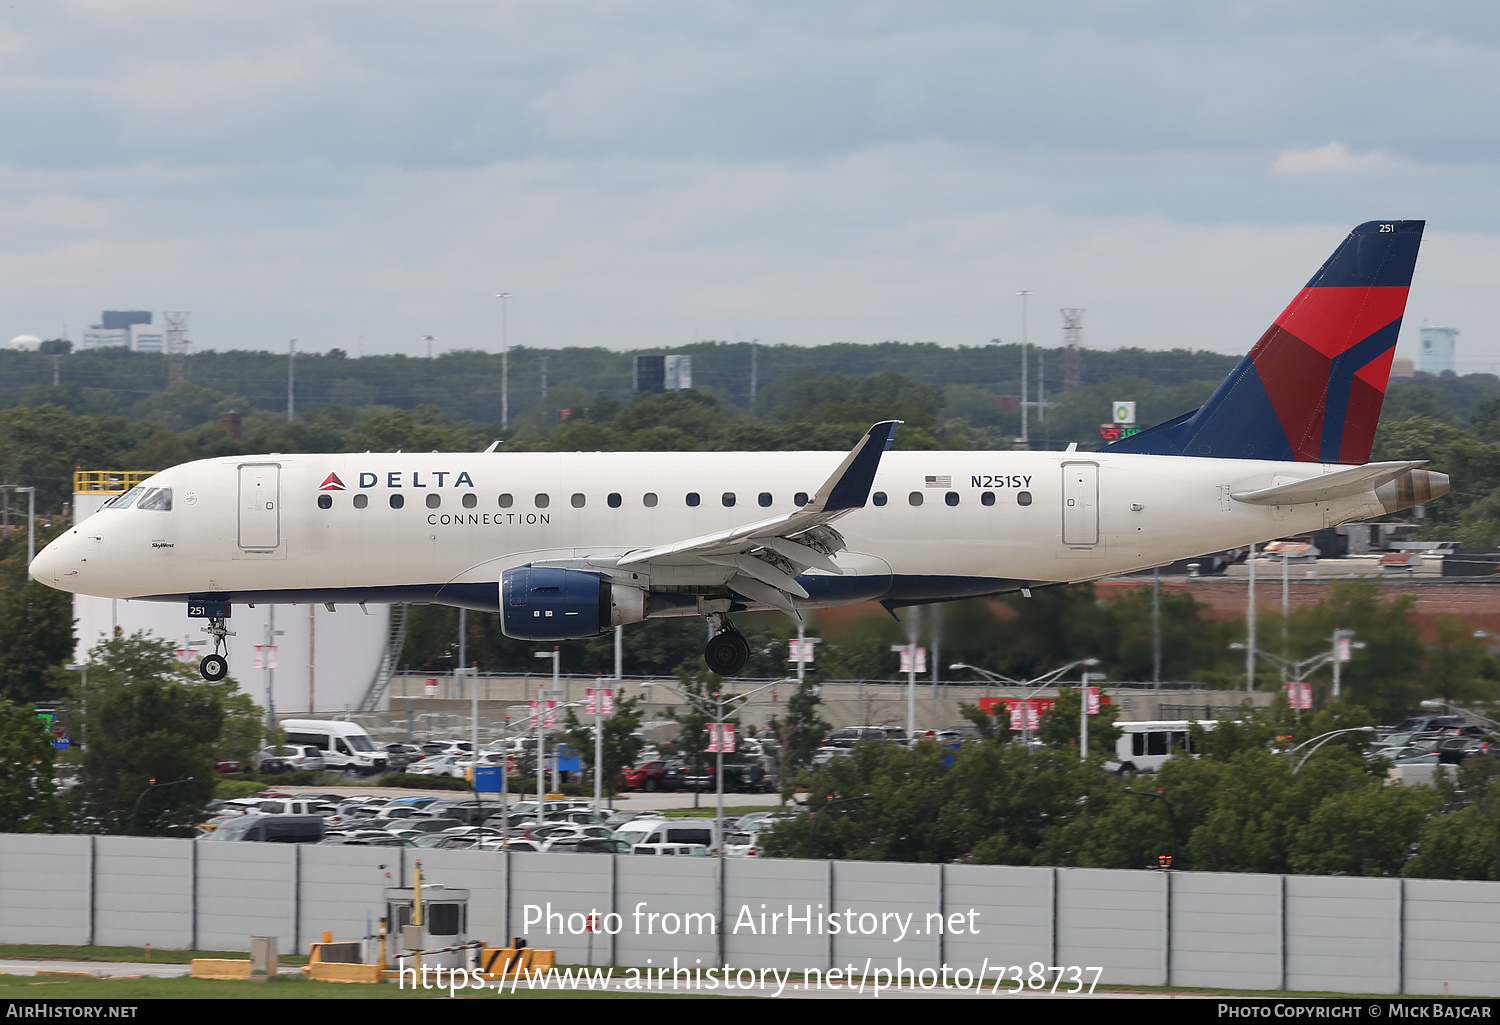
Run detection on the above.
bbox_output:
[925,475,951,488]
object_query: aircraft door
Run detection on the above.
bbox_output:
[1061,462,1099,547]
[238,463,282,549]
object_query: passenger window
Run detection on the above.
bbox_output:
[571,493,586,508]
[873,492,887,506]
[722,492,735,507]
[317,495,332,510]
[353,494,368,509]
[686,493,700,507]
[499,493,514,508]
[909,492,923,506]
[138,487,173,512]
[643,493,658,508]
[390,494,405,509]
[758,492,772,507]
[1017,491,1033,506]
[944,492,959,507]
[981,491,996,506]
[462,493,477,509]
[608,493,622,508]
[794,492,808,506]
[535,494,550,509]
[426,493,441,509]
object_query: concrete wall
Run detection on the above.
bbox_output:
[2,833,1496,996]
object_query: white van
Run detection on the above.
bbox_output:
[279,719,387,775]
[1114,720,1215,774]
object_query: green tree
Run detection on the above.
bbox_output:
[1425,614,1498,706]
[1037,684,1123,754]
[765,676,831,780]
[1286,580,1425,720]
[0,524,73,704]
[0,699,64,832]
[67,633,257,835]
[561,688,646,801]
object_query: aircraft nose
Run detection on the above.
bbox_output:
[28,542,55,585]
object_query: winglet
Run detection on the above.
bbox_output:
[804,421,900,514]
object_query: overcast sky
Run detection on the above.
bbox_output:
[2,1,1499,370]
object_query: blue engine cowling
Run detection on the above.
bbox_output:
[500,566,608,640]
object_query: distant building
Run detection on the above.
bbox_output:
[633,354,693,393]
[1419,326,1458,376]
[8,334,41,351]
[1390,357,1416,379]
[79,311,163,353]
[664,354,692,391]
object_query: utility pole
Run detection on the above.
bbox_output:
[286,340,296,422]
[496,293,512,428]
[749,340,758,409]
[1017,291,1032,447]
[1060,308,1084,391]
[163,312,189,383]
[540,356,548,400]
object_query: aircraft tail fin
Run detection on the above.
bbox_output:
[1106,220,1424,463]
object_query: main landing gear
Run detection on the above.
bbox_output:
[199,616,232,682]
[703,614,750,677]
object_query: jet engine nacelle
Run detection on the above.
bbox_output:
[500,566,647,641]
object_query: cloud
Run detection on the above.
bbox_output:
[1273,142,1389,174]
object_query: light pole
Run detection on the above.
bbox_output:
[1,486,36,564]
[495,292,512,428]
[645,677,781,855]
[950,658,1099,751]
[1290,727,1376,773]
[533,647,560,814]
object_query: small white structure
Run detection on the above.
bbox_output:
[9,334,42,351]
[1419,326,1457,376]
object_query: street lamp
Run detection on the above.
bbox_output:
[1290,727,1376,773]
[645,677,783,853]
[1231,630,1364,716]
[0,486,36,564]
[950,658,1099,752]
[533,647,560,819]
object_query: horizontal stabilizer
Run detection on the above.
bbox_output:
[1230,461,1425,506]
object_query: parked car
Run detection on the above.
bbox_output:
[621,760,686,792]
[202,814,325,844]
[257,744,326,773]
[683,763,772,793]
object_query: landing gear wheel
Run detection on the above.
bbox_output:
[200,653,228,682]
[704,630,751,677]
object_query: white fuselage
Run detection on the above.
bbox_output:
[32,449,1386,615]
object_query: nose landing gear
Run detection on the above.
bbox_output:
[198,615,234,682]
[703,614,750,677]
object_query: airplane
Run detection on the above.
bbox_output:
[30,219,1446,681]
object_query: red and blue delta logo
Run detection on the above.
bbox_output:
[319,473,346,492]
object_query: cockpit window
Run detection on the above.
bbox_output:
[104,487,145,510]
[137,487,173,512]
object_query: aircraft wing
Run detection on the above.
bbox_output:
[609,421,901,616]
